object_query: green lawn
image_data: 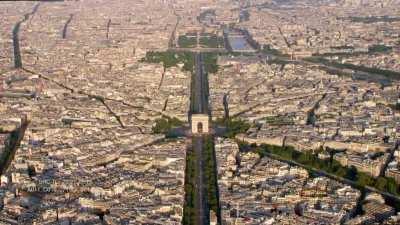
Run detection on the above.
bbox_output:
[199,34,224,48]
[141,51,195,72]
[178,35,197,48]
[141,51,221,75]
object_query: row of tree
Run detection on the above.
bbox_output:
[204,135,220,218]
[252,143,400,196]
[152,116,183,136]
[305,57,400,80]
[182,147,198,225]
[215,117,251,138]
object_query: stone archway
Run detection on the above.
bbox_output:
[197,122,203,133]
[191,114,209,134]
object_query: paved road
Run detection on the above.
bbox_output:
[170,47,227,54]
[193,136,209,225]
[0,216,18,225]
[188,53,210,225]
[192,53,209,114]
[0,116,29,176]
